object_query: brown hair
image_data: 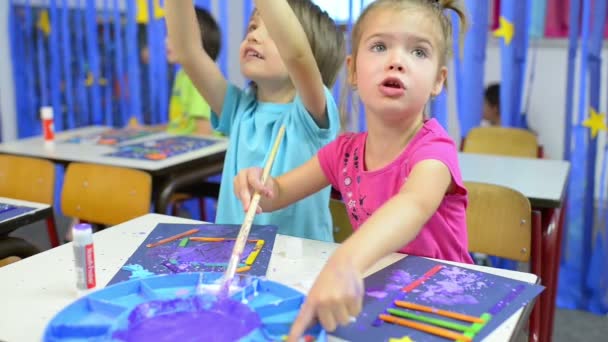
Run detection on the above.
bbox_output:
[195,8,222,61]
[284,0,346,87]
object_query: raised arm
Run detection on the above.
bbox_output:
[234,156,330,213]
[254,0,328,125]
[165,0,227,115]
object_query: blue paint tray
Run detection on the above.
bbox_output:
[43,273,325,341]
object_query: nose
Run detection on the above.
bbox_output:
[245,28,260,44]
[388,62,404,72]
[387,51,405,72]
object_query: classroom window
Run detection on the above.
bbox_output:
[312,0,375,23]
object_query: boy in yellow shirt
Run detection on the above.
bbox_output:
[135,7,221,135]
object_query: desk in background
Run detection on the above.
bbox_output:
[0,126,228,215]
[459,152,570,341]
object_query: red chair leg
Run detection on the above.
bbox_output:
[45,214,60,248]
[529,210,543,342]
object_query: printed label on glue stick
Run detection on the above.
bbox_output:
[85,243,96,288]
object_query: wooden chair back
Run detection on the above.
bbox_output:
[462,126,538,158]
[465,181,532,262]
[0,155,55,204]
[61,163,152,226]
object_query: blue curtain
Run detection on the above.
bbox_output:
[453,0,489,139]
[499,0,532,128]
[558,0,608,315]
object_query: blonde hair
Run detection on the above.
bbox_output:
[340,0,467,130]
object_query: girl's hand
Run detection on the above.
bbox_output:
[233,167,275,213]
[288,255,364,341]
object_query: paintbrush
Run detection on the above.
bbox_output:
[217,125,286,297]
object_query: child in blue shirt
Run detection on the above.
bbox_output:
[165,0,345,241]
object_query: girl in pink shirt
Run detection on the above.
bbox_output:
[234,0,471,338]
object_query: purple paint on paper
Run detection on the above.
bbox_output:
[489,284,526,315]
[112,296,262,342]
[162,261,180,273]
[148,242,256,274]
[418,266,489,305]
[366,269,413,298]
[366,290,388,299]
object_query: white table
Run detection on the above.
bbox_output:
[0,126,228,174]
[459,152,570,209]
[0,126,229,213]
[0,196,52,235]
[0,214,538,342]
[459,152,570,340]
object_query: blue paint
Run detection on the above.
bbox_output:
[121,264,155,280]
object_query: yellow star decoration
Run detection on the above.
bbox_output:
[493,16,514,45]
[136,0,165,23]
[37,10,51,36]
[389,337,414,342]
[85,72,108,87]
[582,107,607,138]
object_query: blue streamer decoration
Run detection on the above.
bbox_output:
[61,0,75,129]
[458,0,489,138]
[529,0,548,39]
[74,0,90,127]
[429,89,447,129]
[584,0,608,315]
[558,0,592,311]
[36,10,49,108]
[499,0,532,128]
[102,0,113,126]
[126,0,142,124]
[49,0,63,132]
[112,0,127,126]
[85,0,102,124]
[563,0,582,161]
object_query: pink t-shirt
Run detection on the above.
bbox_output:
[318,119,473,264]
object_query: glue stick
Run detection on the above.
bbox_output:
[73,223,96,293]
[40,106,55,143]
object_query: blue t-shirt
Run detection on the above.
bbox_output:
[211,84,340,242]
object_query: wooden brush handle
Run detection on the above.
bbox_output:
[222,126,286,290]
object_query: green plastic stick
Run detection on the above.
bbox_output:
[387,308,471,332]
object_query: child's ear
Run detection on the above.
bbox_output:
[431,66,448,96]
[346,55,357,89]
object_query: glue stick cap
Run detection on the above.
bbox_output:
[41,106,53,119]
[74,223,92,231]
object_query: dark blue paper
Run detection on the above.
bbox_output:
[108,223,278,285]
[0,203,37,222]
[334,256,544,342]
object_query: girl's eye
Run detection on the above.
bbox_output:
[370,42,386,52]
[413,48,428,58]
[248,24,257,32]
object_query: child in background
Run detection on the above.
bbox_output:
[482,82,500,126]
[134,7,221,135]
[233,0,472,337]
